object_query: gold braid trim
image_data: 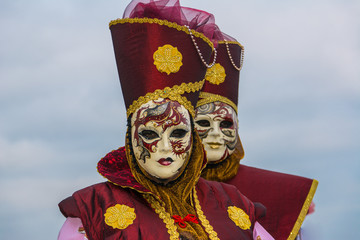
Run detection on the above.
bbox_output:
[143,194,180,240]
[109,18,214,50]
[196,91,238,114]
[193,188,220,240]
[218,40,244,50]
[287,179,319,240]
[127,79,205,117]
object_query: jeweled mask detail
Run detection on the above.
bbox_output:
[131,98,192,182]
[195,101,238,162]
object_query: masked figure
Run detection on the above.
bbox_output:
[58,1,269,239]
[195,33,318,240]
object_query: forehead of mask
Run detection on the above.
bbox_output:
[194,101,238,162]
[130,98,192,181]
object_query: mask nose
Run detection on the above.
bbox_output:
[209,122,221,137]
[158,135,172,153]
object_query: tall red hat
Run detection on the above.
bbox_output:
[110,0,220,117]
[196,34,244,114]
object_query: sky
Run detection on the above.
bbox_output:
[0,0,359,239]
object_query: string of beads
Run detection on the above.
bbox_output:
[224,40,244,71]
[186,25,217,68]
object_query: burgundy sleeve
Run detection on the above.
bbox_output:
[59,196,81,218]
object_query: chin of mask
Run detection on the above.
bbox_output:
[131,98,192,181]
[195,102,238,163]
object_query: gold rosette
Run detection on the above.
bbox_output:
[227,206,251,230]
[205,63,226,85]
[104,204,136,230]
[153,44,183,75]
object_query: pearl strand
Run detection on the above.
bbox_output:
[224,40,244,71]
[186,25,217,68]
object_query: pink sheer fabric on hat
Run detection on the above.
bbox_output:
[122,0,223,47]
[221,31,238,42]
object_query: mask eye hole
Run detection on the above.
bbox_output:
[220,120,233,128]
[139,130,159,140]
[170,129,188,138]
[195,120,210,127]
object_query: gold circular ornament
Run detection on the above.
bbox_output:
[153,44,183,75]
[205,63,226,85]
[227,206,251,230]
[104,204,136,230]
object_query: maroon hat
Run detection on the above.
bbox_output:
[110,0,220,117]
[196,38,244,114]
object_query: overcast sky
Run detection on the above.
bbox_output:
[0,0,359,239]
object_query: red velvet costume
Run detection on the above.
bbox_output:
[59,147,263,240]
[197,36,318,240]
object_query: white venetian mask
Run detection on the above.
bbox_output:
[130,98,192,182]
[195,101,238,162]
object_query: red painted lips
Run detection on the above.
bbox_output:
[158,157,174,166]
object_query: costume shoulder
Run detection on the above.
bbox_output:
[229,164,318,240]
[58,182,134,218]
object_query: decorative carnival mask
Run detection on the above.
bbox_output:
[195,101,238,162]
[131,98,192,181]
[195,36,245,163]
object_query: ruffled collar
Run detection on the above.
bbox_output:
[97,147,150,193]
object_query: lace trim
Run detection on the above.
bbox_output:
[143,194,180,240]
[193,188,220,240]
[127,79,205,117]
[287,179,318,240]
[196,91,238,114]
[109,18,214,49]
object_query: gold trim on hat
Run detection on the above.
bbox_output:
[127,79,205,117]
[109,17,214,50]
[196,92,238,114]
[218,40,244,49]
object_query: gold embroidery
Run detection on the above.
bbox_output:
[257,236,262,240]
[127,79,205,117]
[196,91,238,114]
[193,188,220,240]
[104,204,136,230]
[227,206,251,230]
[287,179,318,240]
[109,18,214,50]
[143,189,220,240]
[153,44,183,75]
[143,194,180,240]
[218,40,244,49]
[205,63,226,85]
